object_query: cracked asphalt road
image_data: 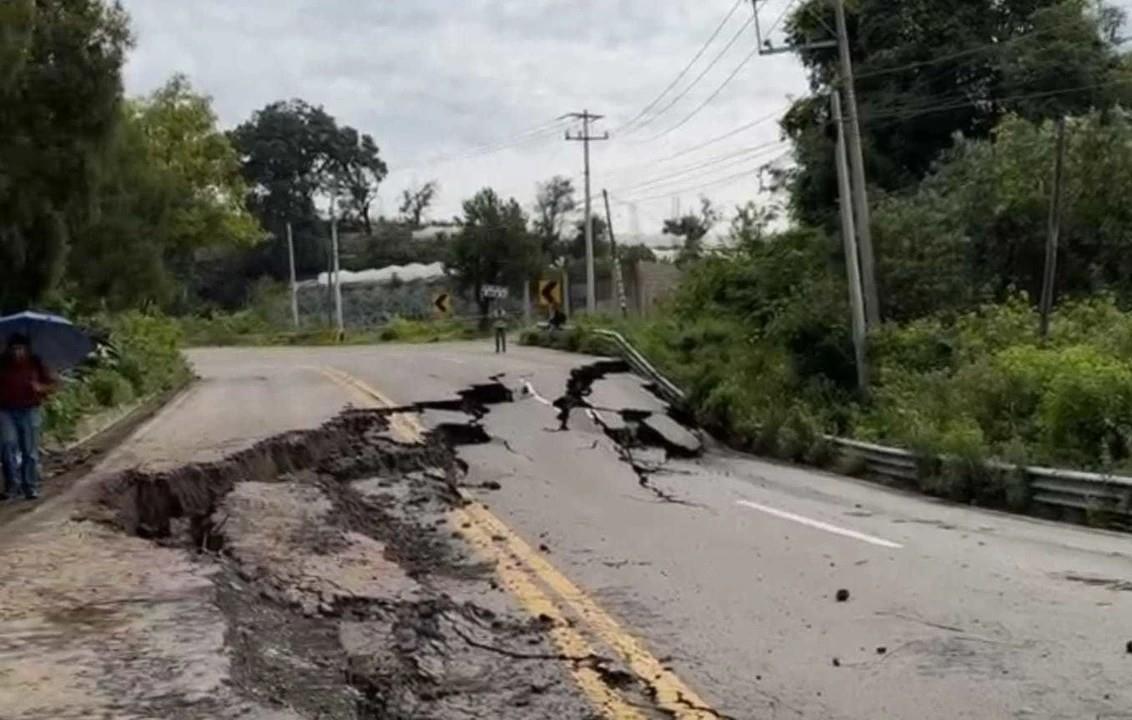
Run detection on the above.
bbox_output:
[4,341,1132,719]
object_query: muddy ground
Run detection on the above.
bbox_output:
[75,363,695,719]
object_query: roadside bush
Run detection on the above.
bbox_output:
[87,367,135,408]
[44,311,189,442]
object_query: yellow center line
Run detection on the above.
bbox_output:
[314,365,719,719]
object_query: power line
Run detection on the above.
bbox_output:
[618,146,789,202]
[389,118,566,175]
[613,138,787,195]
[764,0,800,37]
[861,76,1132,128]
[614,0,746,134]
[627,15,756,135]
[643,42,762,142]
[571,105,784,188]
[616,144,789,199]
[661,105,787,161]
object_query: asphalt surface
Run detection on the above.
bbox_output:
[80,343,1132,718]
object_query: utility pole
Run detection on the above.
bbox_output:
[330,186,344,339]
[832,91,869,392]
[1039,117,1068,341]
[286,222,299,329]
[602,190,629,317]
[833,0,880,329]
[564,110,609,313]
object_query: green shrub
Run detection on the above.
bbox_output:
[87,368,135,408]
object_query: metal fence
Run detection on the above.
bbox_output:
[594,329,1132,525]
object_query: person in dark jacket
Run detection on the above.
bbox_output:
[0,334,55,500]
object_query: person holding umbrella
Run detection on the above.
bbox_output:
[0,334,56,500]
[0,312,91,501]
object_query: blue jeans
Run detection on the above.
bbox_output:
[0,408,41,498]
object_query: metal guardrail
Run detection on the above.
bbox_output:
[591,329,686,406]
[597,330,1132,525]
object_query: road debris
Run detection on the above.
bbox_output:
[836,589,850,602]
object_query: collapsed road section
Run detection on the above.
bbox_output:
[24,359,713,719]
[79,405,616,719]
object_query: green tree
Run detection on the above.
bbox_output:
[873,111,1132,319]
[398,180,438,229]
[0,0,131,310]
[663,197,720,265]
[532,176,577,263]
[229,100,386,279]
[781,0,1129,226]
[620,244,658,266]
[448,188,539,319]
[568,214,609,261]
[69,76,262,310]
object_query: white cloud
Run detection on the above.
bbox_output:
[120,0,809,234]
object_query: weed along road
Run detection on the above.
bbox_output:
[1,342,1130,719]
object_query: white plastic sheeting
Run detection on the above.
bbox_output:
[314,262,446,287]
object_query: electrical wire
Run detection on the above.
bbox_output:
[388,118,566,175]
[614,0,747,134]
[626,14,756,135]
[618,144,790,201]
[763,0,800,38]
[642,42,762,142]
[612,138,788,194]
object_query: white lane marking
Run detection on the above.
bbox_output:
[523,381,553,406]
[736,500,903,549]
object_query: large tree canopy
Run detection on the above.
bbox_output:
[448,188,539,316]
[69,76,261,310]
[0,0,131,310]
[874,111,1132,320]
[229,100,387,280]
[780,0,1130,225]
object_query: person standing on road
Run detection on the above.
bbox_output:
[493,305,508,354]
[0,334,55,500]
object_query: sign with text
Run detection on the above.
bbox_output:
[481,285,509,300]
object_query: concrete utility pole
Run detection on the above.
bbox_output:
[832,91,869,392]
[330,187,344,338]
[602,190,629,318]
[833,0,880,328]
[564,110,609,313]
[286,222,299,329]
[1039,117,1068,341]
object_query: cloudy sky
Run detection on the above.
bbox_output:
[120,0,811,236]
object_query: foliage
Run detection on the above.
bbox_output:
[663,197,720,265]
[533,176,578,263]
[780,0,1130,226]
[399,181,439,229]
[0,0,131,311]
[69,76,262,311]
[228,99,387,282]
[568,214,609,262]
[179,312,481,347]
[874,112,1132,319]
[44,312,190,441]
[447,188,540,317]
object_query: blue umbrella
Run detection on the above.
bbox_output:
[0,311,93,372]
